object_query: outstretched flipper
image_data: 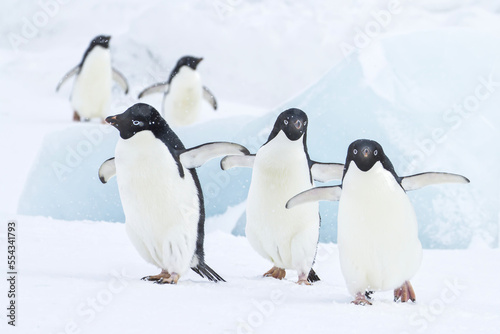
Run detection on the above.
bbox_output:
[137,81,169,99]
[220,154,255,170]
[203,86,217,110]
[191,261,225,282]
[98,158,116,184]
[401,172,470,192]
[56,65,80,92]
[179,142,250,169]
[310,162,344,182]
[112,68,129,94]
[286,185,342,209]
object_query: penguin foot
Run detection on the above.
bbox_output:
[73,111,81,122]
[263,266,286,280]
[351,292,372,306]
[297,272,312,285]
[141,270,178,284]
[155,272,180,285]
[394,280,416,303]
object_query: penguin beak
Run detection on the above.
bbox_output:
[105,115,118,127]
[362,147,371,158]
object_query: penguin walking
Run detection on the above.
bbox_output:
[287,139,470,304]
[221,108,344,284]
[137,56,217,127]
[56,35,129,122]
[99,103,249,284]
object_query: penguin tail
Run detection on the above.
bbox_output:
[307,268,320,283]
[191,261,226,283]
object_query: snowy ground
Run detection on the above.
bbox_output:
[1,0,500,333]
[1,216,499,334]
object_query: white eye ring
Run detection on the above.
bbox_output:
[132,120,143,126]
[353,149,358,155]
[284,119,289,125]
[374,150,378,156]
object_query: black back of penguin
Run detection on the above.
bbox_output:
[79,35,111,68]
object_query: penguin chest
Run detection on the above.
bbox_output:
[71,47,112,118]
[164,67,203,126]
[338,162,422,293]
[115,131,199,271]
[246,132,319,267]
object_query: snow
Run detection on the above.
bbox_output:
[1,216,499,333]
[1,0,500,332]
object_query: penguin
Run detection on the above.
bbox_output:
[221,108,344,284]
[137,56,217,127]
[98,103,249,284]
[56,35,129,122]
[286,139,470,304]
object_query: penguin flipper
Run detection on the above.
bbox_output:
[310,162,344,182]
[180,142,250,169]
[191,261,226,282]
[202,86,217,110]
[137,81,169,99]
[98,157,116,184]
[401,172,470,192]
[56,65,80,92]
[286,186,342,209]
[112,68,129,94]
[220,155,255,170]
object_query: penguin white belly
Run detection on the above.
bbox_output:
[246,132,319,274]
[163,67,202,126]
[115,131,199,275]
[338,162,422,296]
[71,47,112,119]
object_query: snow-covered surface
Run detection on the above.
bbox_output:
[1,216,499,333]
[1,0,500,332]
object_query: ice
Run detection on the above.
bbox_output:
[18,28,500,248]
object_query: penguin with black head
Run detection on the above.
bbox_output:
[56,35,129,122]
[287,139,470,303]
[99,103,249,284]
[222,108,344,284]
[138,56,217,127]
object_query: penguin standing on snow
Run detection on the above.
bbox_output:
[221,108,344,284]
[287,139,470,303]
[137,56,217,127]
[56,35,129,122]
[99,103,249,284]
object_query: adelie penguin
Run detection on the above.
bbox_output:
[221,108,344,284]
[287,139,470,304]
[137,55,217,127]
[56,35,129,122]
[99,103,249,284]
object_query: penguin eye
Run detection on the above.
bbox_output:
[132,120,144,126]
[284,119,289,125]
[353,149,358,155]
[374,150,378,156]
